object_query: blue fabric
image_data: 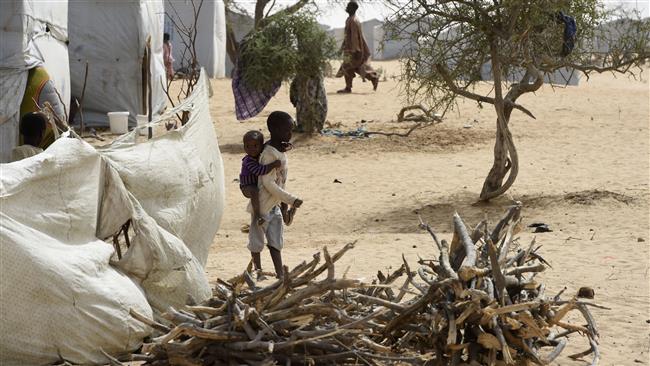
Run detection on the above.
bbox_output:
[558,12,577,57]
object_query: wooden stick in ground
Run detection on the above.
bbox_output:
[78,61,89,135]
[146,36,153,139]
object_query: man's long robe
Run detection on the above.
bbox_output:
[336,15,377,87]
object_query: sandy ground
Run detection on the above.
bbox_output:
[202,60,649,365]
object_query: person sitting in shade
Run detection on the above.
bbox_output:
[336,1,379,94]
[11,112,47,162]
[163,33,175,81]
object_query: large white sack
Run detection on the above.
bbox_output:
[100,70,225,267]
[115,199,213,311]
[95,159,212,311]
[0,138,152,365]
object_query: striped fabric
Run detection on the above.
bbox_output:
[239,155,273,186]
[232,60,281,121]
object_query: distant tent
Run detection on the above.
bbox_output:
[0,0,71,162]
[68,0,167,126]
[480,62,580,86]
[372,22,421,60]
[165,0,227,78]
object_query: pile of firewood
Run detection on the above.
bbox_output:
[124,204,602,365]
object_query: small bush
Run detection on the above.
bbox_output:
[239,12,337,92]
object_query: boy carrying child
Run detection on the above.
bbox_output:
[239,111,303,278]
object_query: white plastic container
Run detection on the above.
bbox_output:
[107,111,129,134]
[136,114,149,136]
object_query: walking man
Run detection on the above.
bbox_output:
[336,1,379,93]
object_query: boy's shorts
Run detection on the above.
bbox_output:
[248,206,283,253]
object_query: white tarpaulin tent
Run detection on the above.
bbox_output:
[0,70,224,365]
[68,0,167,126]
[0,0,71,163]
[164,0,227,78]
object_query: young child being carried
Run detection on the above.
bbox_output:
[246,111,303,279]
[240,130,281,226]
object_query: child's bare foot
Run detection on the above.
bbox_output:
[283,207,296,226]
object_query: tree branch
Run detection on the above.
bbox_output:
[435,63,537,119]
[257,0,310,29]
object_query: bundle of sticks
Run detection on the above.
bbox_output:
[125,204,602,365]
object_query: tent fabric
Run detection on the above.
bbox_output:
[0,69,224,364]
[101,69,226,267]
[0,138,153,366]
[0,0,71,163]
[68,0,167,126]
[165,0,227,78]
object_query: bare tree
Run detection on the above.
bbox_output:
[164,0,204,126]
[384,0,650,201]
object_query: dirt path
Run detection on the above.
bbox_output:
[206,61,649,365]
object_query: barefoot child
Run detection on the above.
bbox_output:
[248,111,303,278]
[240,130,282,226]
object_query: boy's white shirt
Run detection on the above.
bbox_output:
[247,144,298,214]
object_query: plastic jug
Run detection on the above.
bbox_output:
[107,112,129,134]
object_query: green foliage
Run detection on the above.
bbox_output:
[239,12,337,92]
[383,0,650,112]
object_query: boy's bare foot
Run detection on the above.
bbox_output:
[337,88,351,94]
[371,77,379,91]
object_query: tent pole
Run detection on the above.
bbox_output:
[147,36,153,139]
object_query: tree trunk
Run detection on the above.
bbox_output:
[480,42,519,201]
[479,44,546,201]
[290,75,327,133]
[480,111,517,200]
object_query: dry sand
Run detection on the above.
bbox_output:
[203,60,649,365]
